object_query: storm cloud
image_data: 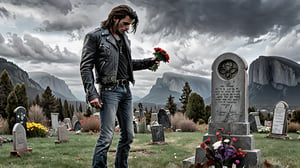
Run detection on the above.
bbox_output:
[130,0,300,38]
[0,33,79,64]
[2,0,72,15]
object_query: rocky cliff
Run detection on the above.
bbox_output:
[0,57,43,100]
[138,72,211,105]
[249,56,300,108]
[29,72,78,101]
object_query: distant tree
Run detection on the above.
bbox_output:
[14,83,29,110]
[63,100,69,118]
[57,98,63,121]
[186,92,205,123]
[69,104,74,118]
[0,70,14,118]
[179,82,192,115]
[6,91,18,134]
[40,86,58,120]
[204,105,211,123]
[78,103,83,112]
[165,95,177,116]
[32,94,41,106]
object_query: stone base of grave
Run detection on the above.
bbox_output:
[182,156,195,168]
[188,149,261,168]
[244,149,262,168]
[10,148,32,157]
[55,139,69,144]
[200,133,261,168]
[266,134,291,140]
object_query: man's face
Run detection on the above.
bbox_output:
[113,15,133,34]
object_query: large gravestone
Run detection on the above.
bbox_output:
[14,106,27,130]
[51,113,59,130]
[199,53,261,168]
[267,101,290,139]
[158,109,171,128]
[11,123,32,156]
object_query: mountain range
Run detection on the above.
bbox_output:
[1,55,300,110]
[137,72,211,105]
[29,72,78,101]
[0,57,78,102]
[249,56,300,110]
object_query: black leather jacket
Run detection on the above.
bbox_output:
[80,27,154,102]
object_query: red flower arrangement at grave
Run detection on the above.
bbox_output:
[196,128,248,168]
[150,47,170,71]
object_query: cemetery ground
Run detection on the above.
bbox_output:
[1,126,300,168]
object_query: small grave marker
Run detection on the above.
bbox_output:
[11,123,32,157]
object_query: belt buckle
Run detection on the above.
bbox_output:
[118,79,127,86]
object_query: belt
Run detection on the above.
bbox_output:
[117,79,129,86]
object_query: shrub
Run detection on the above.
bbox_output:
[80,117,100,132]
[26,122,48,137]
[177,120,197,132]
[171,112,196,132]
[75,112,84,121]
[0,117,10,134]
[28,105,47,125]
[288,122,300,133]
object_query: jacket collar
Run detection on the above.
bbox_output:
[101,27,131,52]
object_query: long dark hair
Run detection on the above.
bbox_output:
[101,5,139,33]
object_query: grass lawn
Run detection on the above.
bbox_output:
[0,129,300,168]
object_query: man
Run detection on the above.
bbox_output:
[80,5,158,168]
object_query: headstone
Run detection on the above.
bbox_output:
[11,123,32,156]
[51,113,59,130]
[133,121,137,134]
[150,113,158,125]
[194,146,208,166]
[158,109,171,128]
[192,53,261,168]
[63,118,72,130]
[55,124,69,143]
[253,112,261,127]
[138,118,146,133]
[267,101,290,139]
[14,106,27,130]
[151,124,165,143]
[249,112,258,132]
[73,120,81,131]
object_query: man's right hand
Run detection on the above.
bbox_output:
[90,98,102,109]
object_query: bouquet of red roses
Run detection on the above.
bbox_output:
[150,47,170,71]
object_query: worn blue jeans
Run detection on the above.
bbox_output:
[92,85,134,168]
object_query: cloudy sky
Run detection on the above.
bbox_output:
[0,0,300,101]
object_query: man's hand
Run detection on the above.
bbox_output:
[151,58,160,66]
[90,98,102,109]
